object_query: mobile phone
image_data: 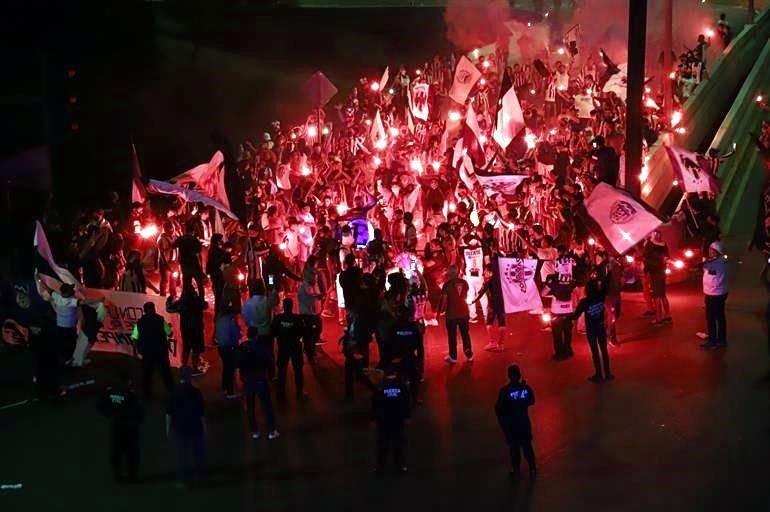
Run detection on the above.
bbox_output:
[268,274,275,286]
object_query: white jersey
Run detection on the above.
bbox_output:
[463,247,484,279]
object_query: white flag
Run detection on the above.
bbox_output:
[370,110,387,148]
[498,258,542,313]
[583,182,663,254]
[410,82,430,121]
[664,145,719,194]
[448,56,482,105]
[34,221,80,287]
[171,151,231,209]
[378,66,390,92]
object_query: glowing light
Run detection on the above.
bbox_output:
[448,202,457,212]
[307,125,318,137]
[139,224,158,239]
[541,313,552,323]
[544,11,550,17]
[671,110,682,127]
[524,132,537,149]
[298,226,306,234]
[639,164,649,181]
[673,180,679,186]
[757,95,764,103]
[549,128,557,135]
[172,271,179,279]
[705,28,715,38]
[364,118,372,126]
[415,69,422,76]
[370,82,380,92]
[527,22,532,27]
[625,255,635,264]
[410,159,424,174]
[290,133,297,140]
[431,161,441,171]
[479,134,488,144]
[301,165,311,176]
[684,249,694,258]
[586,88,592,95]
[587,237,596,246]
[322,127,330,135]
[448,111,461,122]
[238,272,245,281]
[374,139,388,150]
[673,259,685,269]
[279,242,287,251]
[530,89,536,95]
[373,156,382,166]
[669,71,676,80]
[557,47,565,55]
[336,204,348,216]
[644,86,651,94]
[473,48,480,58]
[389,127,399,137]
[557,85,567,91]
[665,268,672,275]
[675,127,687,134]
[645,98,659,109]
[480,78,486,86]
[619,230,633,242]
[388,88,395,95]
[483,60,491,69]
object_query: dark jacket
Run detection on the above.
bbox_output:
[495,381,535,441]
[237,337,275,382]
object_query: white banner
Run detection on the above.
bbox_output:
[664,144,720,194]
[86,288,183,367]
[448,56,482,105]
[498,258,542,314]
[410,82,430,121]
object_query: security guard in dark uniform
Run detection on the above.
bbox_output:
[495,365,537,479]
[271,298,306,399]
[371,366,411,474]
[97,371,145,483]
[391,307,423,407]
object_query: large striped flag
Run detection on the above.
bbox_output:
[448,56,482,105]
[580,182,663,254]
[34,221,80,289]
[462,104,486,167]
[171,151,231,209]
[493,71,525,149]
[664,144,720,195]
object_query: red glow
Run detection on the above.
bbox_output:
[370,82,380,92]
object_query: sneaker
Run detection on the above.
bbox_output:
[469,318,479,324]
[251,432,261,440]
[695,332,709,340]
[225,393,241,400]
[466,354,474,362]
[268,430,281,440]
[588,374,603,383]
[444,355,457,364]
[484,342,498,351]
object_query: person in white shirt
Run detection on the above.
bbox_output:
[699,241,728,350]
[38,278,79,365]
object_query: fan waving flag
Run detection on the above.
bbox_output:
[171,151,231,209]
[581,182,663,254]
[448,56,482,105]
[498,258,542,313]
[34,221,80,288]
[147,180,239,220]
[130,142,146,204]
[493,71,525,149]
[664,145,720,194]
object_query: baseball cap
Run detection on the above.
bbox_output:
[709,241,725,255]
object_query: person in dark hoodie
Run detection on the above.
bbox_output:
[495,364,536,479]
[572,278,614,382]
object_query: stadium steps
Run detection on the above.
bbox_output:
[712,38,770,237]
[640,7,770,214]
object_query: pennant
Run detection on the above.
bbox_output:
[147,179,239,220]
[171,151,231,209]
[378,66,390,92]
[34,221,80,287]
[130,142,146,204]
[462,104,486,167]
[475,170,528,198]
[664,145,720,195]
[581,182,663,254]
[410,82,430,121]
[370,110,387,148]
[493,71,525,149]
[448,56,482,105]
[498,258,542,313]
